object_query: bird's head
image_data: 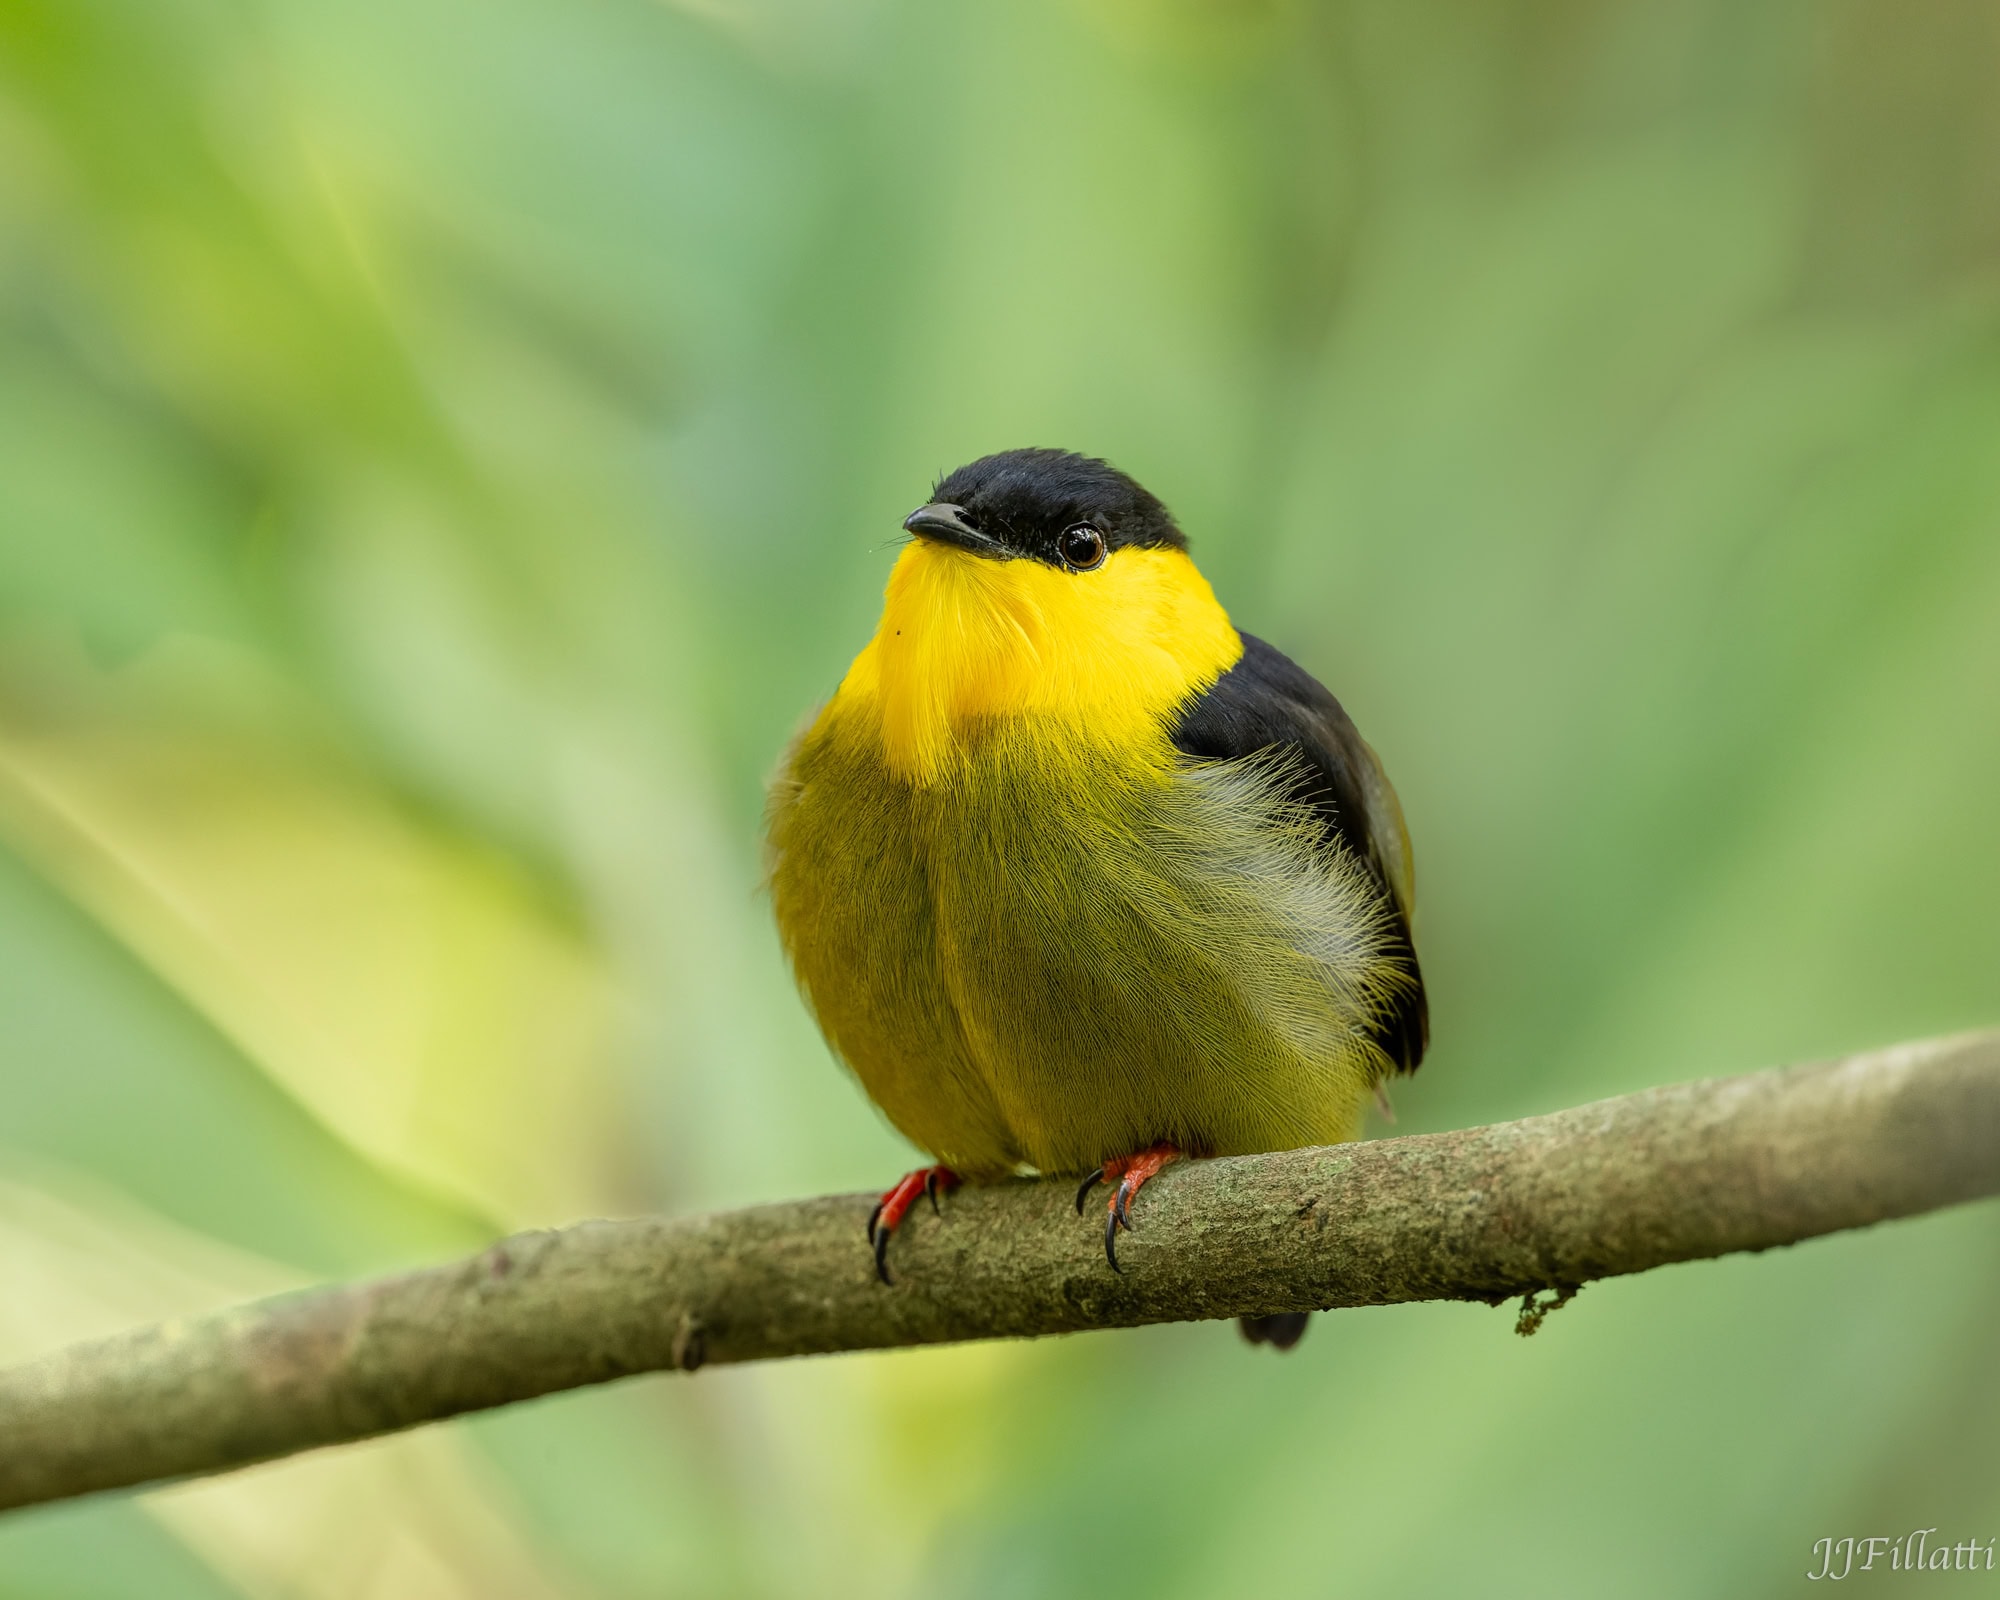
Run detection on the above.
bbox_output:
[900,448,1187,571]
[836,449,1242,782]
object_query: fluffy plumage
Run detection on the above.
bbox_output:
[1174,634,1429,1073]
[766,449,1426,1183]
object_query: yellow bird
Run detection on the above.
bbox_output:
[765,449,1426,1348]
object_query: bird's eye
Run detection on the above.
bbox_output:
[1058,524,1107,571]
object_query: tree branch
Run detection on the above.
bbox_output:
[3,1029,1996,1514]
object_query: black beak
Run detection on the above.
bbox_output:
[903,502,1008,558]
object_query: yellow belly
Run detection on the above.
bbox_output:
[766,703,1403,1177]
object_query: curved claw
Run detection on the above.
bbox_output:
[1088,1142,1181,1274]
[866,1165,960,1287]
[1074,1169,1105,1213]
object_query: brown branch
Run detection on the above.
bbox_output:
[2,1029,1996,1514]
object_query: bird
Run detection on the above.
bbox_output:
[764,448,1426,1350]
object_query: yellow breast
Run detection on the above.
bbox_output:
[827,541,1244,782]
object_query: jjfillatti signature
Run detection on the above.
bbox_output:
[1808,1531,1997,1579]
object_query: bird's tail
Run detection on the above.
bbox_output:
[1238,1312,1311,1351]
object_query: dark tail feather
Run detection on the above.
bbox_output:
[1238,1312,1311,1351]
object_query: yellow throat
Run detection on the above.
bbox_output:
[830,540,1244,783]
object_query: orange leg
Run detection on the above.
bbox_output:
[1073,1142,1182,1272]
[866,1165,960,1285]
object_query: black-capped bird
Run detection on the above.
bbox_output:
[765,449,1426,1349]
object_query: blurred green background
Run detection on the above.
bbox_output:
[2,0,1998,1594]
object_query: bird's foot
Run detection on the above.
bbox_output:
[866,1165,959,1285]
[1073,1141,1182,1272]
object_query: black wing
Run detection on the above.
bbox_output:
[1170,632,1429,1074]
